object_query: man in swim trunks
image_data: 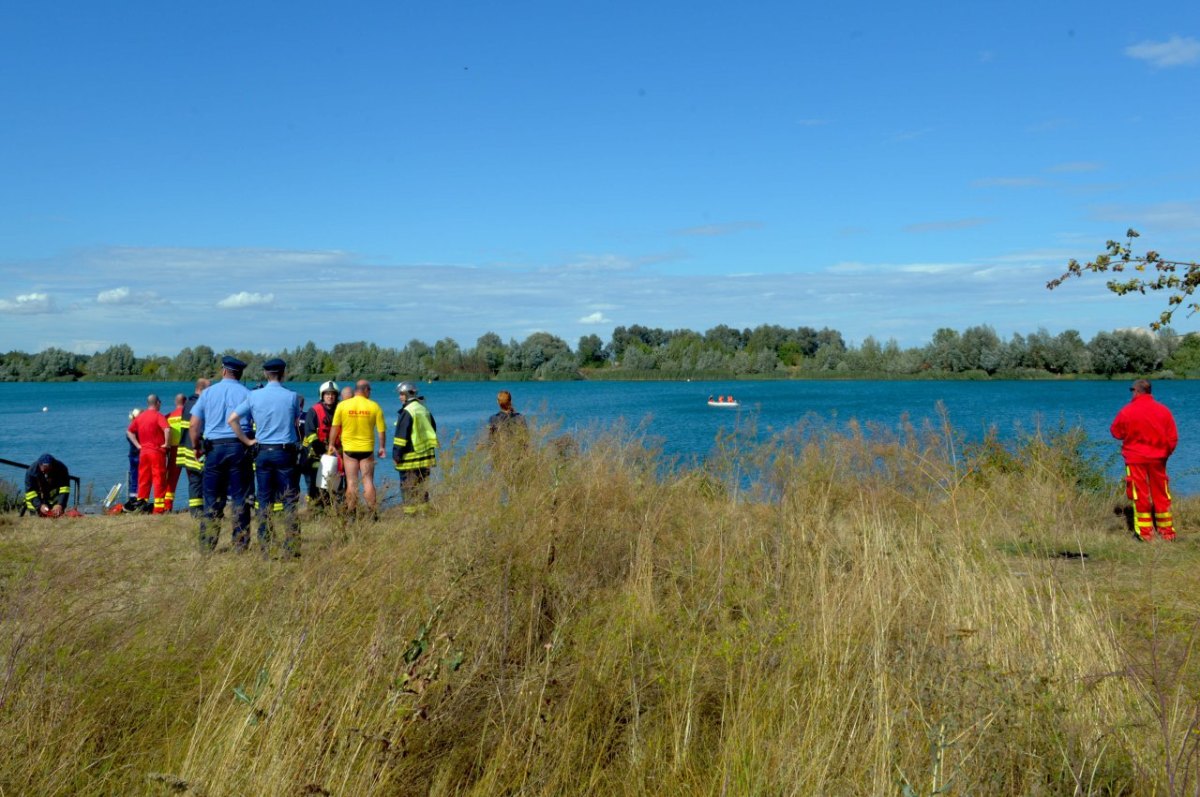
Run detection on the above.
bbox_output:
[328,379,386,514]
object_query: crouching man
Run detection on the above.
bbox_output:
[24,454,70,517]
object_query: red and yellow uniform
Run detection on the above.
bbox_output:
[1112,391,1178,540]
[128,408,170,513]
[164,405,184,511]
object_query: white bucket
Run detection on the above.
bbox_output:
[318,454,339,489]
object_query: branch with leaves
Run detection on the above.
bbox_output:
[1048,229,1200,330]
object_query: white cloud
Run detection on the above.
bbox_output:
[1125,35,1200,68]
[69,339,112,354]
[96,286,164,305]
[0,242,1183,353]
[0,292,55,314]
[899,264,966,275]
[97,287,131,304]
[1091,200,1200,231]
[217,291,275,309]
[545,255,638,274]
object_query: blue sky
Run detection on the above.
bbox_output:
[1,1,1197,354]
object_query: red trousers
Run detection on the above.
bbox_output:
[165,450,181,512]
[138,448,167,513]
[1126,461,1174,540]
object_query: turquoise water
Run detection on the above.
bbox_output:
[2,379,1196,504]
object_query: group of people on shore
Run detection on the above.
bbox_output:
[20,375,1178,547]
[120,356,450,556]
[105,356,526,557]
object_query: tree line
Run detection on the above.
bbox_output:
[1,324,1196,382]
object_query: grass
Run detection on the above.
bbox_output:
[0,420,1197,795]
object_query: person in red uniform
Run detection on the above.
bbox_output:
[127,393,171,514]
[1111,379,1178,541]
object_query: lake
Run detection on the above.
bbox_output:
[1,379,1195,505]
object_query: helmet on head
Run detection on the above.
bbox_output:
[397,381,418,397]
[319,380,339,395]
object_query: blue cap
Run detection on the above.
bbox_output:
[263,357,286,372]
[221,356,247,373]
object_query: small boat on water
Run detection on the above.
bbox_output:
[707,395,740,408]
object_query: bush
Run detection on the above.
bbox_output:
[0,477,22,512]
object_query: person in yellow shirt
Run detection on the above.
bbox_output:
[328,379,386,513]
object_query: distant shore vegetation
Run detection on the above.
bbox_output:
[2,323,1196,382]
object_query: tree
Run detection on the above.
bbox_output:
[577,334,606,367]
[86,344,137,377]
[745,324,789,353]
[960,325,1002,373]
[1087,332,1128,376]
[510,332,571,372]
[1115,330,1164,374]
[1048,229,1199,329]
[536,351,580,380]
[427,338,463,376]
[751,349,782,373]
[1166,333,1200,374]
[926,328,966,372]
[703,324,746,353]
[173,345,217,379]
[27,348,84,380]
[1044,330,1091,375]
[621,346,658,370]
[473,333,506,374]
[286,341,325,378]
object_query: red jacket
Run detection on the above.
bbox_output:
[1111,394,1177,464]
[128,408,170,449]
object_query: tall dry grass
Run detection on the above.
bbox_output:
[0,417,1184,795]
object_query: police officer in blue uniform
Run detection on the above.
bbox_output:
[189,356,253,551]
[228,358,302,557]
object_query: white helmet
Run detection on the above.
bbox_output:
[319,380,339,395]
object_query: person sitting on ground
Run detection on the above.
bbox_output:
[24,453,70,517]
[329,379,386,514]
